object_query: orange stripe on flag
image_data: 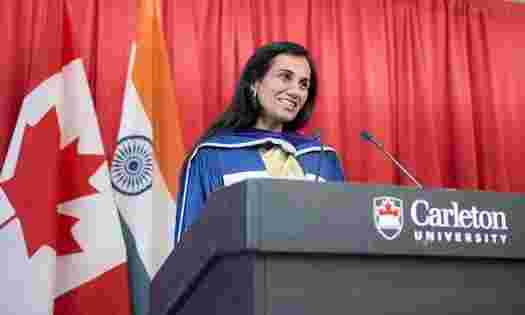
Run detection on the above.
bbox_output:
[133,0,185,196]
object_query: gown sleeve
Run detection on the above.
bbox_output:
[322,150,345,182]
[174,147,223,242]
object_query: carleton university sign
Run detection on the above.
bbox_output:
[373,197,511,245]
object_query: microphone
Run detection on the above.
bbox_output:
[360,130,423,189]
[312,129,324,182]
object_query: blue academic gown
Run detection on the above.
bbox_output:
[175,128,345,242]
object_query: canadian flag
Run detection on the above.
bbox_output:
[0,7,131,315]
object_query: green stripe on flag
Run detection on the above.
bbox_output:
[118,211,150,315]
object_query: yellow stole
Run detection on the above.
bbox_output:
[259,145,305,178]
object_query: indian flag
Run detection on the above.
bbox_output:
[109,0,185,314]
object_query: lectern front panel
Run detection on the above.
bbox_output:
[172,252,523,315]
[264,253,523,314]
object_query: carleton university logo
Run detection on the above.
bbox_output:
[373,196,403,240]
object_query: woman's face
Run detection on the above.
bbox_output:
[253,54,311,132]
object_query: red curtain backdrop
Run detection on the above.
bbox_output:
[2,0,525,192]
[164,0,525,192]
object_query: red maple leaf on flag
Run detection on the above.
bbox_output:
[0,107,105,258]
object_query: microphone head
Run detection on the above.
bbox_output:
[360,130,383,148]
[360,130,373,142]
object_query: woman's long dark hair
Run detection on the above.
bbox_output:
[178,42,318,185]
[199,41,318,143]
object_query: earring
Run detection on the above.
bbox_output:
[250,86,259,108]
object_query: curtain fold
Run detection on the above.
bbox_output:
[0,0,63,166]
[67,1,135,162]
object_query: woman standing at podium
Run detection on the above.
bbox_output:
[175,41,345,242]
